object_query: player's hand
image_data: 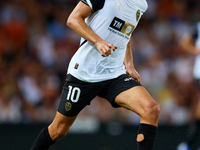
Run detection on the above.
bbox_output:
[95,40,117,57]
[126,68,141,84]
[196,49,200,55]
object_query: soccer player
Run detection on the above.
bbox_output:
[30,0,160,150]
[176,22,200,150]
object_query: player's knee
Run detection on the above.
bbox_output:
[50,125,70,141]
[54,128,68,140]
[142,101,160,119]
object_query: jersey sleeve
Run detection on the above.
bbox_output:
[190,23,198,40]
[81,0,105,12]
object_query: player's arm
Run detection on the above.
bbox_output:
[124,39,141,83]
[66,1,117,57]
[179,24,200,55]
[179,34,200,55]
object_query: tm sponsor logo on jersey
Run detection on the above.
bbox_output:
[108,17,135,39]
[124,77,134,82]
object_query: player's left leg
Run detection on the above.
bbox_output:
[114,86,160,150]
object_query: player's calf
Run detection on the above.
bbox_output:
[30,126,55,150]
[30,112,77,150]
[137,123,157,150]
[137,101,160,150]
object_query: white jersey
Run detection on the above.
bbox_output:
[67,0,148,82]
[193,22,200,79]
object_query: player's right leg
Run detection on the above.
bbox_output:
[48,112,77,141]
[30,112,77,150]
[177,80,200,150]
[30,74,99,150]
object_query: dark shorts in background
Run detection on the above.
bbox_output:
[58,74,142,117]
[194,79,200,90]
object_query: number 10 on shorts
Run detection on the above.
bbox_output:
[66,85,81,103]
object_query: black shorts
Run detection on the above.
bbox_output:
[194,79,200,90]
[58,74,142,117]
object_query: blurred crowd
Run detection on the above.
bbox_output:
[0,0,200,126]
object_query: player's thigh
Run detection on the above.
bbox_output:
[195,79,200,119]
[196,100,200,119]
[114,86,157,117]
[49,111,77,140]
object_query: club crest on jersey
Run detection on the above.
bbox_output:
[74,63,79,69]
[136,10,140,21]
[109,17,135,36]
[65,102,72,111]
